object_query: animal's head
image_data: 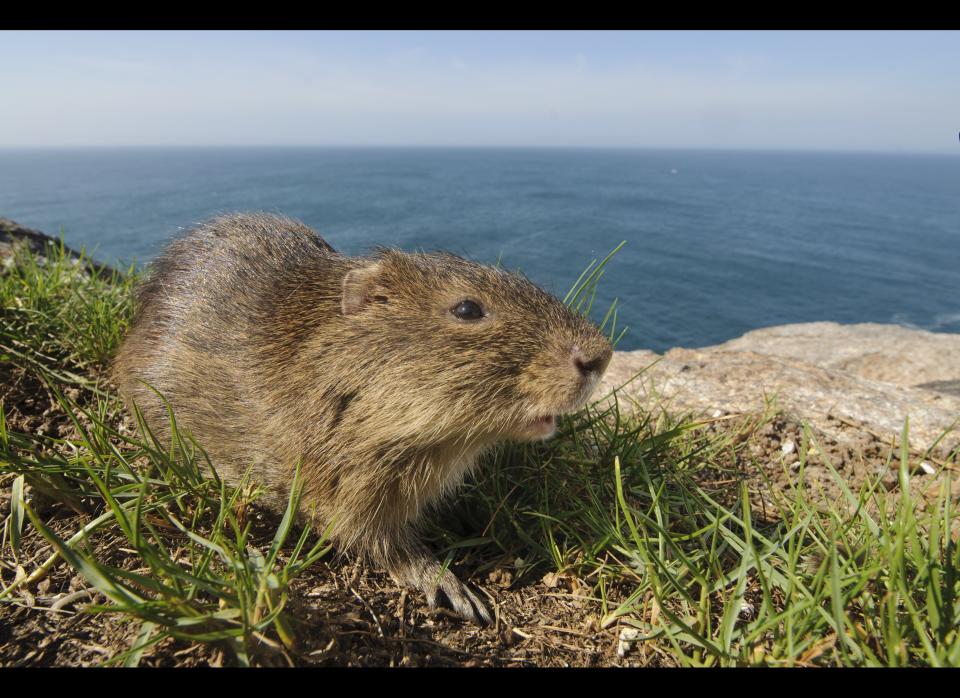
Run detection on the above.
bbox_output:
[337,249,613,444]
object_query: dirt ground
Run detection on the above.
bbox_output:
[0,530,632,668]
[1,363,955,667]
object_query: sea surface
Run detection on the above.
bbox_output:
[1,147,957,353]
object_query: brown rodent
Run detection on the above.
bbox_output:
[112,212,613,624]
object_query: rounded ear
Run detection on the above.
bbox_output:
[341,261,385,316]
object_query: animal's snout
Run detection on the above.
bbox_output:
[572,344,613,379]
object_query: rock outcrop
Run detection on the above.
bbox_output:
[0,217,117,276]
[601,322,960,455]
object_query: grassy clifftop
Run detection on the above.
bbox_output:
[1,233,958,667]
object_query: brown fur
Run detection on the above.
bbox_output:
[112,212,613,623]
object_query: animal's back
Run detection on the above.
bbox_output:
[112,213,339,500]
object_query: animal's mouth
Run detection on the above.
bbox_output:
[515,414,557,440]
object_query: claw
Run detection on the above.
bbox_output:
[429,569,493,625]
[391,552,492,625]
[387,537,493,625]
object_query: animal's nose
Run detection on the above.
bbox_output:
[572,345,613,378]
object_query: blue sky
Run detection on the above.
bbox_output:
[2,30,958,152]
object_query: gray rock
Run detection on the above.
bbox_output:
[0,217,117,277]
[715,322,960,389]
[599,322,960,455]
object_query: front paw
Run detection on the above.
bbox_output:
[422,567,493,626]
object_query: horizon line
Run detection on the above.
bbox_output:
[2,144,959,157]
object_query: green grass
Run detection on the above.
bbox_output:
[7,394,331,666]
[2,237,959,666]
[1,238,135,380]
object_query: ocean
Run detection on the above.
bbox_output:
[1,147,957,353]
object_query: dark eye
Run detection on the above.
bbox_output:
[451,299,485,321]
